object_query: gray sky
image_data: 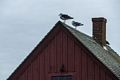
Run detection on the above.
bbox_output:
[0,0,120,79]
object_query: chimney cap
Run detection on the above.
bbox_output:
[92,17,107,23]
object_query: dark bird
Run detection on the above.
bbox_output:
[59,13,73,23]
[106,40,110,45]
[72,21,83,29]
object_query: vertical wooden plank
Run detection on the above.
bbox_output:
[25,69,28,80]
[18,72,25,80]
[43,52,46,80]
[78,46,82,80]
[39,53,42,80]
[81,50,87,80]
[39,53,45,80]
[54,36,57,73]
[21,74,25,80]
[59,31,62,72]
[62,31,68,72]
[51,36,57,73]
[59,31,63,73]
[100,68,105,80]
[49,41,52,73]
[67,36,75,72]
[56,31,62,73]
[30,64,33,80]
[61,31,64,70]
[48,42,52,73]
[27,64,32,80]
[19,70,27,80]
[44,47,49,80]
[74,44,82,80]
[32,57,39,80]
[38,54,40,80]
[43,53,46,80]
[87,56,94,80]
[94,63,100,80]
[45,47,48,74]
[105,73,112,80]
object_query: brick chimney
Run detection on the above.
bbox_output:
[92,17,107,46]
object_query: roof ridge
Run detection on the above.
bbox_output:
[61,22,92,39]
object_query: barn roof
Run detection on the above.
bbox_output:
[60,21,120,79]
[8,21,120,80]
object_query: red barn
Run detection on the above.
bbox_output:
[8,17,120,80]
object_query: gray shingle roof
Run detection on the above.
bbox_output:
[61,22,120,80]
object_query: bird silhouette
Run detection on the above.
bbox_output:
[59,13,73,23]
[106,41,110,45]
[72,21,83,29]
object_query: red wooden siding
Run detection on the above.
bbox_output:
[15,28,116,80]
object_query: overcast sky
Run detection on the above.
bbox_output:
[0,0,120,79]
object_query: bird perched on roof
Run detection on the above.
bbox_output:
[106,40,110,45]
[59,13,73,23]
[72,21,83,29]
